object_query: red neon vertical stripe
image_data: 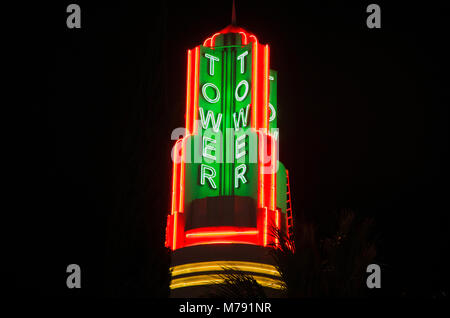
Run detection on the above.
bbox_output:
[170,142,177,214]
[193,46,200,134]
[239,31,247,45]
[264,207,268,246]
[275,209,279,246]
[185,50,192,134]
[251,39,258,128]
[178,136,186,213]
[264,45,270,130]
[171,139,182,214]
[271,136,276,210]
[173,212,178,250]
[258,132,265,208]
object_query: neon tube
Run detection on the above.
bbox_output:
[186,230,258,238]
[271,136,276,210]
[203,37,211,47]
[185,50,192,134]
[264,207,268,246]
[264,44,269,130]
[171,139,182,214]
[258,132,265,208]
[172,212,178,250]
[251,41,258,128]
[210,32,221,48]
[184,227,259,247]
[185,240,258,247]
[170,274,285,290]
[239,31,247,45]
[275,210,279,246]
[171,261,281,277]
[178,136,186,212]
[193,46,200,134]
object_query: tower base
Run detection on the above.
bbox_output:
[170,244,285,298]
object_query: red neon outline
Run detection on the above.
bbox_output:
[173,212,178,250]
[184,240,258,247]
[178,136,187,213]
[186,231,258,238]
[193,46,200,134]
[264,45,270,131]
[275,209,279,246]
[203,37,211,47]
[251,41,258,128]
[202,26,257,47]
[239,31,247,45]
[173,28,283,250]
[264,207,268,246]
[211,32,221,48]
[258,132,265,208]
[271,136,276,210]
[185,49,192,134]
[185,227,259,247]
[171,139,182,214]
[165,214,170,247]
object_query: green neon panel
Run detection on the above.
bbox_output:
[269,69,278,132]
[276,161,287,214]
[185,40,257,206]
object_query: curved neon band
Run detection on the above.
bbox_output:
[210,32,221,47]
[239,31,247,45]
[171,261,281,278]
[170,274,285,290]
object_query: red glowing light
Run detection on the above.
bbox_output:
[185,49,192,134]
[239,31,247,45]
[167,26,286,252]
[171,139,182,214]
[193,46,200,134]
[185,227,259,247]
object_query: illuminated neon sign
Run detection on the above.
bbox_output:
[166,24,292,252]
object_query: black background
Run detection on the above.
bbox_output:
[17,0,448,300]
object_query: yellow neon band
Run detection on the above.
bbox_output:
[170,274,285,290]
[170,261,281,278]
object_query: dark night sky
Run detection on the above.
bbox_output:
[16,0,448,299]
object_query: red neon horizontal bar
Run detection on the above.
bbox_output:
[184,227,259,247]
[185,227,258,237]
[184,240,259,248]
[186,229,257,238]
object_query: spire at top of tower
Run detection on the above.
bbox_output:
[231,0,236,26]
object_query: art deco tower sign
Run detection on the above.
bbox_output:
[165,22,294,297]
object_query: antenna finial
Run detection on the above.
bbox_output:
[231,0,237,25]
